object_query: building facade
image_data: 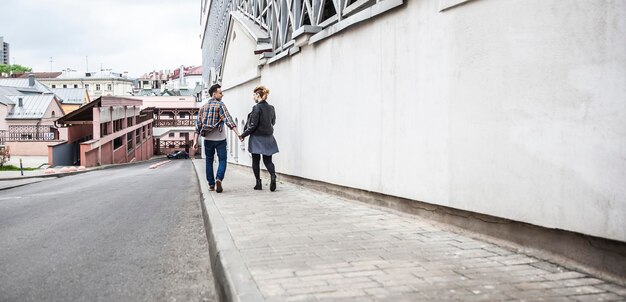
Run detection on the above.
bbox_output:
[201,0,626,248]
[132,96,201,156]
[0,36,9,65]
[0,76,66,155]
[52,96,154,167]
[38,71,134,100]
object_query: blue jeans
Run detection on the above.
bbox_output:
[204,139,227,186]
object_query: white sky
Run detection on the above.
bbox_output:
[0,0,202,78]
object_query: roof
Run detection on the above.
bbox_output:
[57,96,144,125]
[135,89,162,96]
[51,88,87,104]
[0,95,13,105]
[0,86,23,97]
[0,78,53,94]
[5,94,57,119]
[188,66,203,75]
[16,72,63,79]
[170,66,202,80]
[161,89,196,96]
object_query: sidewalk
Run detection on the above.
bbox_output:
[192,160,626,302]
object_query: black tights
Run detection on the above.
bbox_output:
[252,154,276,180]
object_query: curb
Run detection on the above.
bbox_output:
[191,159,265,302]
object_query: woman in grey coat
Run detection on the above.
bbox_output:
[239,86,279,191]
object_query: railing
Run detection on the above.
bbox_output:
[202,0,401,75]
[159,139,191,149]
[3,132,57,142]
[155,119,195,127]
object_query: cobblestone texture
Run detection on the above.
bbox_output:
[211,168,626,301]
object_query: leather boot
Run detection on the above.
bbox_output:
[254,179,262,190]
[270,175,277,192]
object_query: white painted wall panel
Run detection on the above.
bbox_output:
[216,0,626,241]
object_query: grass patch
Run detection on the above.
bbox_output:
[0,165,39,171]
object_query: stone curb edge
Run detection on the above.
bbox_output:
[191,159,265,302]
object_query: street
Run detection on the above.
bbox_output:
[0,160,215,301]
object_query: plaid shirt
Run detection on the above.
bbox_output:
[195,98,237,134]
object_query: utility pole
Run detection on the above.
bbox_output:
[86,56,89,71]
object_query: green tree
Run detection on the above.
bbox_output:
[0,64,33,74]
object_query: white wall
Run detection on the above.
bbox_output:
[219,0,626,242]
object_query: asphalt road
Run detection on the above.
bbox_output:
[0,160,216,302]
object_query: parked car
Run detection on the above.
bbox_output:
[166,150,189,159]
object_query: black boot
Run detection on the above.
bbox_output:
[270,175,277,192]
[254,179,262,190]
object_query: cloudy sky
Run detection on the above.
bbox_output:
[1,0,202,77]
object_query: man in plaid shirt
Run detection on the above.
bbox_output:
[193,84,242,193]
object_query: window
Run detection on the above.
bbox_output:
[85,84,90,90]
[51,84,56,88]
[127,133,134,152]
[136,129,141,144]
[100,122,109,137]
[73,84,78,88]
[114,119,123,132]
[179,113,187,119]
[63,84,67,88]
[107,84,112,91]
[169,133,175,138]
[113,137,123,149]
[51,111,55,117]
[96,84,101,91]
[143,126,146,139]
[127,117,134,127]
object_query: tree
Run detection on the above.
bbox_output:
[0,64,33,75]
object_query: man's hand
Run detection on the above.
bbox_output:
[239,136,244,142]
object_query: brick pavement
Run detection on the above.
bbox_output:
[198,163,626,302]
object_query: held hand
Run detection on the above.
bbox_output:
[239,136,244,142]
[193,142,198,149]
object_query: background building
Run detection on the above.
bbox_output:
[52,96,153,167]
[37,70,134,100]
[0,75,65,155]
[0,36,9,65]
[51,87,90,113]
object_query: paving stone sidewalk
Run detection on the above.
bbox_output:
[204,165,626,302]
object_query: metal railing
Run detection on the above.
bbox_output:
[3,131,57,142]
[155,119,195,127]
[202,0,397,79]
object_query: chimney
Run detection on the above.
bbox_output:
[28,74,35,87]
[180,65,185,87]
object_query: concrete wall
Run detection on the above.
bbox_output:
[128,96,199,110]
[218,0,626,242]
[101,141,113,166]
[6,141,56,156]
[0,104,10,131]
